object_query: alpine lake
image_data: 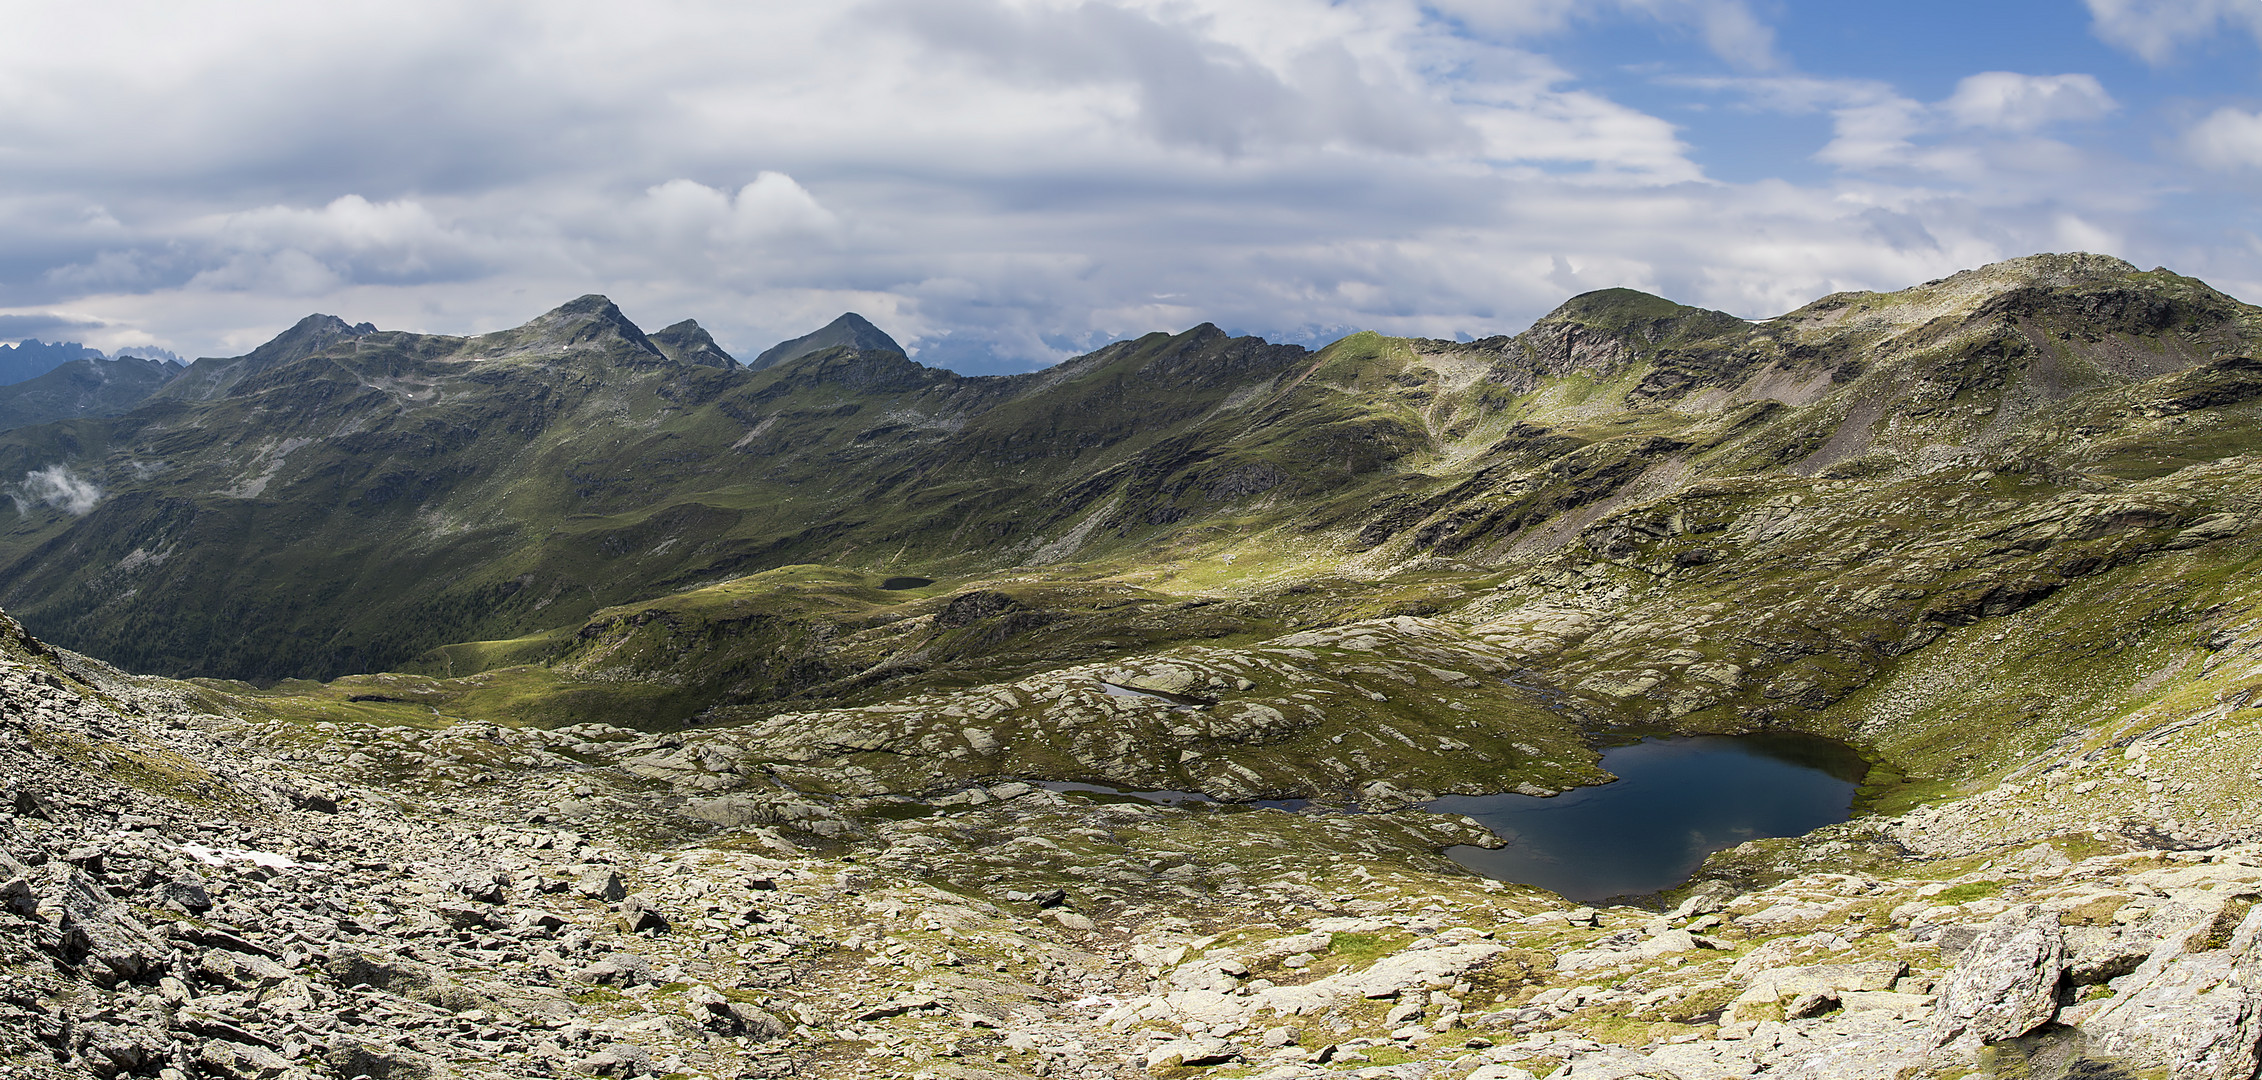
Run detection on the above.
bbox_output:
[1039,731,1867,904]
[1431,733,1869,903]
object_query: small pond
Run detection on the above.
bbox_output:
[1430,734,1867,903]
[879,576,935,590]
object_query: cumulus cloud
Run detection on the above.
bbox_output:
[2085,0,2262,64]
[631,174,840,247]
[183,195,487,295]
[2187,107,2262,172]
[1943,73,2116,132]
[10,465,104,517]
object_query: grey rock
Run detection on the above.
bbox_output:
[173,1007,280,1049]
[683,795,774,828]
[617,894,670,933]
[55,869,168,988]
[451,872,507,904]
[156,872,213,914]
[577,1043,653,1078]
[578,952,653,987]
[686,987,789,1039]
[1,873,35,917]
[71,1020,170,1079]
[2063,924,2150,985]
[1929,904,2064,1048]
[1785,990,1839,1019]
[436,901,502,931]
[2073,904,2262,1080]
[576,867,626,902]
[1146,1035,1237,1070]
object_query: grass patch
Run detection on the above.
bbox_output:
[1329,932,1413,965]
[1931,880,2005,905]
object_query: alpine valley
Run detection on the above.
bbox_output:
[3,252,2262,1080]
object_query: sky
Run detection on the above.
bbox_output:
[1,0,2258,373]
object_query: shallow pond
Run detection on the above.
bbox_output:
[1430,734,1867,903]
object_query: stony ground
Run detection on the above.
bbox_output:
[6,595,2262,1080]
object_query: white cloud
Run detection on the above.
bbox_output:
[2084,0,2262,64]
[10,465,104,517]
[1943,73,2116,132]
[632,174,840,248]
[1429,0,1780,70]
[0,0,2247,370]
[1698,73,2119,188]
[2186,107,2262,171]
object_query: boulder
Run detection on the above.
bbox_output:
[2073,905,2262,1080]
[1146,1036,1238,1071]
[575,867,627,902]
[1,874,36,918]
[577,1043,653,1078]
[617,895,670,934]
[577,952,654,987]
[54,869,168,988]
[156,873,213,914]
[1928,905,2064,1048]
[685,987,789,1039]
[1728,960,1906,1022]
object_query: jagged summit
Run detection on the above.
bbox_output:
[648,319,737,368]
[750,312,904,371]
[158,314,378,402]
[456,294,665,363]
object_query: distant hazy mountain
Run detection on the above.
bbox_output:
[750,312,903,370]
[0,355,184,432]
[0,339,107,387]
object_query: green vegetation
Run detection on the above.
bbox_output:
[1328,931,1412,964]
[1929,880,2005,904]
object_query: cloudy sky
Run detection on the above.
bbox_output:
[2,0,2258,372]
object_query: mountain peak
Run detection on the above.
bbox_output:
[459,294,663,363]
[649,320,738,368]
[750,312,905,371]
[157,313,378,401]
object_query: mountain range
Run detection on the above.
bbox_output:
[2,251,2261,1080]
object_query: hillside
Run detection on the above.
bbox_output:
[0,355,184,433]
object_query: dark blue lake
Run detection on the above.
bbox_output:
[1430,734,1866,903]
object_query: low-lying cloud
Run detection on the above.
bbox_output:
[10,465,104,517]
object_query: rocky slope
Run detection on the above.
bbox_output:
[5,584,2261,1080]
